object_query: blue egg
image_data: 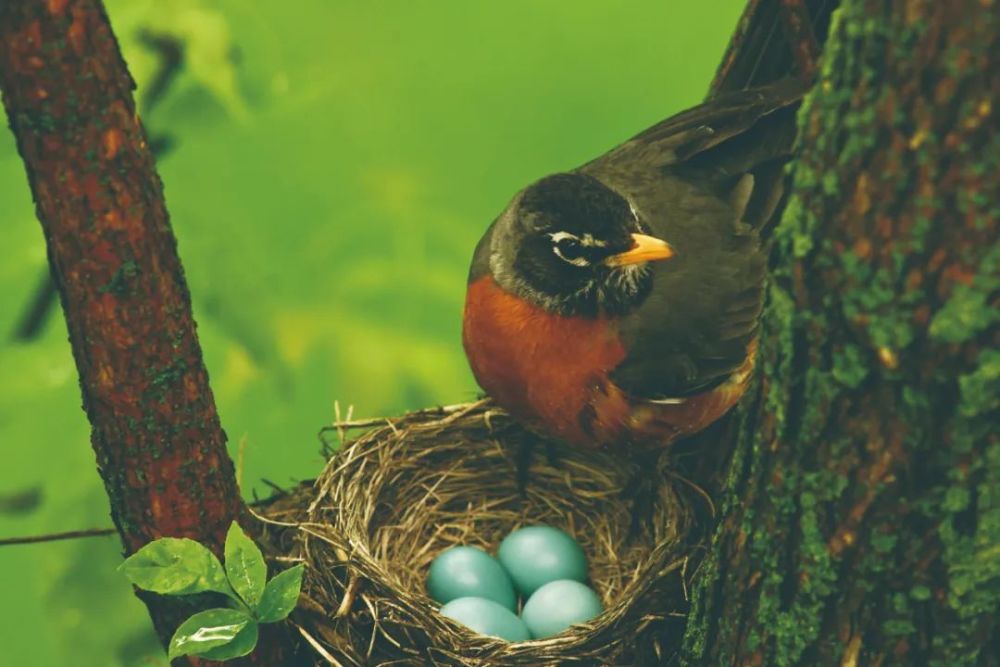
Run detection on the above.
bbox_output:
[439,597,531,641]
[521,579,604,638]
[498,525,588,596]
[427,546,517,610]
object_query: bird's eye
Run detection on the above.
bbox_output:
[548,232,590,267]
[557,237,582,258]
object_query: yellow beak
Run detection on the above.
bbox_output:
[604,233,674,267]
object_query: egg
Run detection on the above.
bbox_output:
[497,525,588,596]
[520,579,604,638]
[427,546,517,610]
[439,597,531,641]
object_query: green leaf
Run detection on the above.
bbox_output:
[199,620,259,660]
[119,538,229,595]
[225,522,267,607]
[255,564,305,623]
[167,608,251,660]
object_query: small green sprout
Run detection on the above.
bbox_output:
[119,521,304,661]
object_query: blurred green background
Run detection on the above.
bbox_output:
[0,1,742,664]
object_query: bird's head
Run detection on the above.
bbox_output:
[489,173,674,316]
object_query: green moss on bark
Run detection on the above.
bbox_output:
[682,1,1000,665]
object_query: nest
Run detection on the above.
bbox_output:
[285,400,699,666]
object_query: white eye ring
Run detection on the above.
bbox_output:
[547,231,577,244]
[547,232,590,267]
[553,245,590,267]
[547,231,607,248]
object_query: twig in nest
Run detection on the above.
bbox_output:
[295,624,352,667]
[335,577,361,618]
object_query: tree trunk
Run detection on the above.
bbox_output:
[0,1,294,664]
[682,1,999,665]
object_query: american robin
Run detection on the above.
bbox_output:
[463,79,804,449]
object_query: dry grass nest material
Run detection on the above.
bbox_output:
[289,400,699,666]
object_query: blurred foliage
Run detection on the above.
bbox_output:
[0,1,742,664]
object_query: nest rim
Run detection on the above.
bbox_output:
[286,400,700,666]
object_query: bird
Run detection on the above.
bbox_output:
[462,78,804,450]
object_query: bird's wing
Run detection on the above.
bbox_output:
[610,273,766,401]
[591,81,806,401]
[609,192,767,401]
[579,77,806,181]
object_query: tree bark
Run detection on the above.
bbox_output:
[0,1,293,664]
[682,1,999,665]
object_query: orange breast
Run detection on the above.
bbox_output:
[462,276,631,447]
[463,277,757,449]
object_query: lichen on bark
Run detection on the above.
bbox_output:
[682,1,999,665]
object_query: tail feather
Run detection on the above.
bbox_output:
[710,0,839,95]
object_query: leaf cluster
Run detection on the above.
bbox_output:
[119,522,304,661]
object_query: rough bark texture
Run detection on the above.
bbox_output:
[683,1,999,665]
[0,2,293,664]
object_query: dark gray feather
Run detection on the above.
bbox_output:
[577,80,802,399]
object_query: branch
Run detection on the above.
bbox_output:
[0,528,116,546]
[8,26,182,342]
[0,1,294,663]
